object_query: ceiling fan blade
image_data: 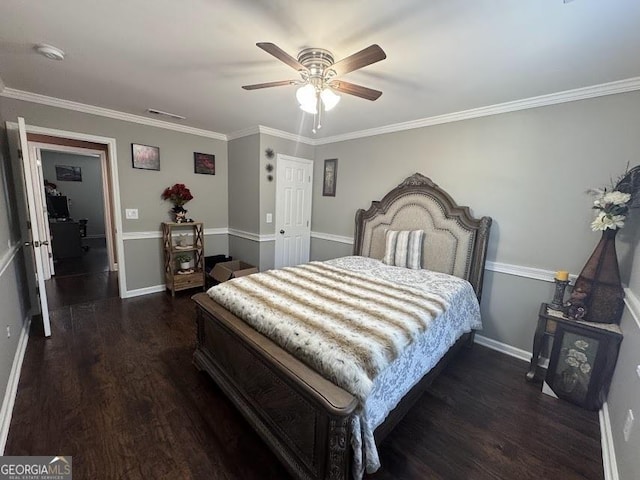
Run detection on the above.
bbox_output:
[328,44,386,77]
[256,42,307,72]
[242,80,297,90]
[330,81,382,101]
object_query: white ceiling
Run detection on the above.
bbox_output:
[1,0,640,139]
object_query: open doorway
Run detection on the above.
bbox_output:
[28,137,119,310]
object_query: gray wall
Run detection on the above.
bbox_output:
[0,104,31,449]
[312,91,640,352]
[0,97,228,292]
[41,150,105,236]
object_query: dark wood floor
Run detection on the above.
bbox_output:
[7,291,603,480]
[45,237,119,310]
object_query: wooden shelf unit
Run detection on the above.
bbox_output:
[162,222,205,296]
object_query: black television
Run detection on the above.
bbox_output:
[47,195,70,219]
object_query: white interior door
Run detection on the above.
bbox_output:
[28,145,54,278]
[274,155,313,269]
[6,118,52,337]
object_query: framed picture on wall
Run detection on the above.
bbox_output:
[55,165,82,182]
[194,152,215,175]
[322,158,338,197]
[131,143,160,171]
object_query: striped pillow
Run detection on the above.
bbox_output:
[382,230,424,269]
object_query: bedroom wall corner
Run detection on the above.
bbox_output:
[228,134,260,267]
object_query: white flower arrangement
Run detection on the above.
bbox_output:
[588,165,640,231]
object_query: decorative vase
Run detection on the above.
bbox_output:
[573,229,625,324]
[171,205,187,223]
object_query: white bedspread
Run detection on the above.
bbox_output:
[325,257,481,478]
[208,256,481,478]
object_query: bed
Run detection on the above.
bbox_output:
[192,173,492,480]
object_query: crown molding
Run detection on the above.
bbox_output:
[4,76,640,147]
[226,125,260,141]
[313,76,640,145]
[0,88,227,140]
[227,124,314,145]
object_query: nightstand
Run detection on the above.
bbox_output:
[526,303,623,410]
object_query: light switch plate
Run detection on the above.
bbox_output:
[266,213,273,224]
[125,208,139,219]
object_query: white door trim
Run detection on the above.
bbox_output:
[274,154,313,269]
[9,123,126,299]
[30,142,117,272]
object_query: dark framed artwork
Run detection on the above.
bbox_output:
[131,143,160,171]
[194,152,215,175]
[322,158,338,197]
[55,165,82,182]
[546,319,622,410]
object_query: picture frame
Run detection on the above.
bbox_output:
[322,158,338,197]
[131,143,160,171]
[194,152,215,175]
[546,318,622,410]
[55,165,82,182]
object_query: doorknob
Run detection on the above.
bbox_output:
[24,241,31,247]
[280,229,285,234]
[41,241,49,246]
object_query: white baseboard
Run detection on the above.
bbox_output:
[600,402,619,480]
[0,316,31,455]
[474,333,531,362]
[124,284,165,298]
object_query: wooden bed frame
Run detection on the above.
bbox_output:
[192,173,492,480]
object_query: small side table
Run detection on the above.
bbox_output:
[526,303,623,411]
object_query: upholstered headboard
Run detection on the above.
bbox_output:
[353,173,492,300]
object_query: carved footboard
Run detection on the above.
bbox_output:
[192,293,358,480]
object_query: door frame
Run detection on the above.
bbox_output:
[274,154,313,269]
[29,142,117,272]
[8,122,127,299]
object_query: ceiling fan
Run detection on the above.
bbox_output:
[242,42,387,133]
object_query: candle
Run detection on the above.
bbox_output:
[555,270,569,281]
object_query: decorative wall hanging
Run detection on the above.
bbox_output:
[322,158,338,197]
[194,152,215,175]
[265,148,274,159]
[132,143,160,171]
[55,165,82,182]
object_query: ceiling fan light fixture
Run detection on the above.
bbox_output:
[320,87,340,111]
[296,84,317,114]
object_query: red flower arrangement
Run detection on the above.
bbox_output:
[161,183,193,207]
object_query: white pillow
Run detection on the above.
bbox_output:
[382,230,424,269]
